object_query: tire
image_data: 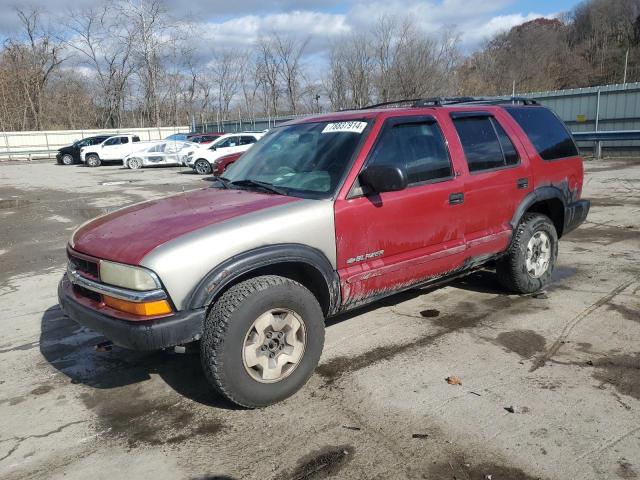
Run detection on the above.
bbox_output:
[194,158,212,175]
[61,154,74,165]
[128,157,142,169]
[496,213,558,294]
[200,275,325,408]
[85,154,101,167]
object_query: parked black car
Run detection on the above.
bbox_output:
[56,135,111,165]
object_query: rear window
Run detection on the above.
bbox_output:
[504,107,578,160]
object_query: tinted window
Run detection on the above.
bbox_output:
[133,136,140,142]
[104,137,120,146]
[505,107,578,160]
[121,137,129,144]
[493,121,519,166]
[453,116,505,172]
[367,120,452,184]
[240,136,257,145]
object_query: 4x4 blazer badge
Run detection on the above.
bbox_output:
[347,250,385,264]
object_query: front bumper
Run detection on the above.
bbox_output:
[564,199,590,235]
[58,277,205,350]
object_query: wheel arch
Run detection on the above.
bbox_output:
[186,244,340,316]
[511,186,567,237]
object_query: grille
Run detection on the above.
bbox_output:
[68,253,99,278]
[73,284,101,303]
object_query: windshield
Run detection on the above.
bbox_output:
[222,120,369,199]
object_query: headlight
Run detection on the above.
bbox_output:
[100,260,160,291]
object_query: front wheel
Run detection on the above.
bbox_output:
[61,154,74,165]
[496,213,558,294]
[194,159,212,175]
[200,275,325,408]
[128,157,142,169]
[85,154,101,167]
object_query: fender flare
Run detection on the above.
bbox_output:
[186,244,340,315]
[510,186,568,231]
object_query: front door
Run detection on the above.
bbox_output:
[334,115,467,307]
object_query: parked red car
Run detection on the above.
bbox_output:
[59,97,589,408]
[212,151,243,176]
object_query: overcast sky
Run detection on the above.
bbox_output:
[0,0,583,53]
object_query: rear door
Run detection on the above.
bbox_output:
[447,110,532,257]
[334,115,467,306]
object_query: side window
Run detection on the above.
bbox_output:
[452,115,519,172]
[493,120,519,166]
[367,120,453,185]
[505,106,578,160]
[215,139,231,148]
[165,142,180,154]
[103,137,120,146]
[121,137,129,144]
[133,136,140,142]
[240,136,257,145]
[149,143,165,153]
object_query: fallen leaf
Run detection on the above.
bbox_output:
[446,376,462,386]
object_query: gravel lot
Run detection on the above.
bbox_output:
[0,159,638,480]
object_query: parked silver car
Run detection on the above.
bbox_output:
[124,141,197,169]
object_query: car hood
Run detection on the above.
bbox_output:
[71,188,300,265]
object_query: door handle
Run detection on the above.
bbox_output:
[449,192,464,205]
[517,177,529,189]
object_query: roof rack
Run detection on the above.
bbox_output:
[361,96,537,109]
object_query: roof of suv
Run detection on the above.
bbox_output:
[285,97,540,125]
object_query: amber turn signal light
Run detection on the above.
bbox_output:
[103,295,172,316]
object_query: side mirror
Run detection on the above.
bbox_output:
[359,165,408,193]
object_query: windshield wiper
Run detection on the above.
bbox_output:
[230,179,287,196]
[212,177,230,189]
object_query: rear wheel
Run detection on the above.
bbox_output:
[194,159,212,175]
[200,275,325,408]
[86,154,101,167]
[61,154,74,165]
[496,213,558,294]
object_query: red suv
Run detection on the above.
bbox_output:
[58,98,589,408]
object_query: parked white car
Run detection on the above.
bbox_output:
[124,141,198,169]
[186,132,265,175]
[80,134,142,167]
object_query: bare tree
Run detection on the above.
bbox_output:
[4,8,66,130]
[64,4,136,128]
[272,33,309,114]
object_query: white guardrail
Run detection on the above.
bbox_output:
[0,126,190,161]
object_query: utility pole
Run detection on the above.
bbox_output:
[623,48,629,84]
[512,80,516,97]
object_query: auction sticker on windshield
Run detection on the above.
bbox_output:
[322,121,367,134]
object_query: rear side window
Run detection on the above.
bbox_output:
[504,107,578,160]
[240,136,257,145]
[132,136,140,143]
[121,137,129,144]
[452,115,520,172]
[367,120,452,185]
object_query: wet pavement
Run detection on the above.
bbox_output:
[0,159,639,479]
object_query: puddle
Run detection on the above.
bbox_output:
[496,330,546,358]
[592,353,640,400]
